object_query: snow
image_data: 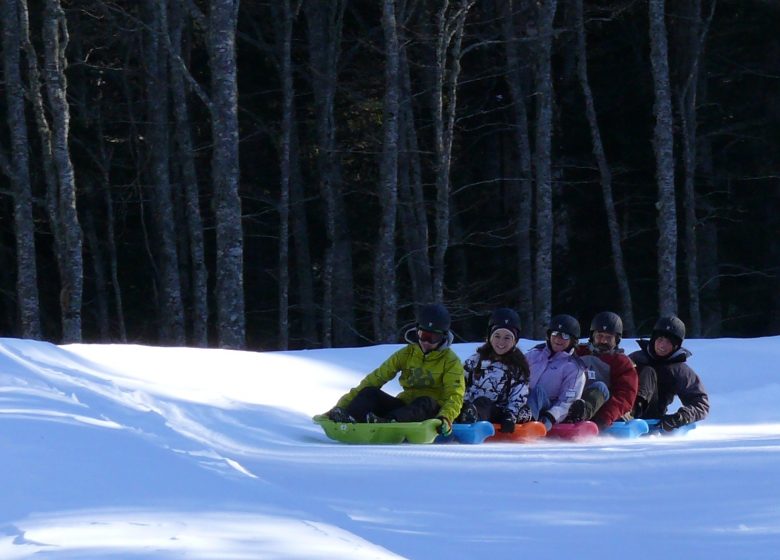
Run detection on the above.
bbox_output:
[1,335,779,559]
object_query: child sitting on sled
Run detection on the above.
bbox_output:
[628,315,709,431]
[325,303,464,436]
[456,308,533,433]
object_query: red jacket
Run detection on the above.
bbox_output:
[574,344,638,426]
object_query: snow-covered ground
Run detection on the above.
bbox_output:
[1,336,779,559]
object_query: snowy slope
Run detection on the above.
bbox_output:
[1,336,779,559]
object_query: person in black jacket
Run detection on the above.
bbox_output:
[628,315,709,431]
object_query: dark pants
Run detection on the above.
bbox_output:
[472,396,509,423]
[633,366,664,418]
[345,386,440,423]
[580,382,610,419]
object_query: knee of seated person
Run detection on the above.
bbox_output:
[357,386,383,397]
[590,381,610,399]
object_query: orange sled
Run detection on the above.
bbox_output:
[487,421,547,442]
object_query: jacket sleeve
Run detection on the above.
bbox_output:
[436,351,465,422]
[335,347,409,408]
[463,354,478,389]
[547,360,585,422]
[675,365,710,423]
[593,355,638,426]
[506,379,530,419]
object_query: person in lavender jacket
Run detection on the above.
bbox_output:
[525,314,586,431]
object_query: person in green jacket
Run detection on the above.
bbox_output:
[326,303,465,436]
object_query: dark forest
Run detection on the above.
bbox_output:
[0,0,778,350]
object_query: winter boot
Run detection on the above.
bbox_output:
[564,399,588,423]
[365,412,394,423]
[457,402,478,424]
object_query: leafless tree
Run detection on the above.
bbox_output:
[649,0,678,316]
[1,0,42,339]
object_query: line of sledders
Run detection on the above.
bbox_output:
[324,304,709,438]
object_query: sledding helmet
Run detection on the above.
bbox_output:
[417,303,451,334]
[487,307,521,340]
[547,314,581,341]
[652,315,686,346]
[589,311,623,344]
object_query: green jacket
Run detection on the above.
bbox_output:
[336,343,465,422]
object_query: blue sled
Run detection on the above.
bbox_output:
[436,421,495,444]
[644,418,697,436]
[600,419,650,439]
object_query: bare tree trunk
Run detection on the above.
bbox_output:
[208,0,245,349]
[649,0,678,316]
[397,31,433,310]
[696,75,721,337]
[675,0,716,337]
[40,0,83,342]
[304,0,356,347]
[169,0,208,347]
[1,0,42,339]
[501,0,535,337]
[289,128,318,346]
[572,0,635,335]
[145,0,185,345]
[373,0,401,342]
[273,0,301,349]
[431,0,474,303]
[532,0,557,338]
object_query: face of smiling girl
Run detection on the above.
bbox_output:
[490,329,516,355]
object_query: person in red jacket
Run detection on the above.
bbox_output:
[569,311,638,428]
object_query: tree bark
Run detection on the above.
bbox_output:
[39,0,83,342]
[649,0,678,316]
[572,0,635,335]
[431,0,474,303]
[397,27,433,311]
[208,0,246,349]
[170,0,209,347]
[675,0,716,337]
[532,0,557,338]
[304,0,356,347]
[1,0,42,339]
[501,0,535,338]
[145,0,185,345]
[374,0,401,342]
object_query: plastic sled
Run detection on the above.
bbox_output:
[644,418,697,436]
[436,421,495,444]
[313,415,441,444]
[487,421,547,442]
[547,420,599,440]
[600,419,650,439]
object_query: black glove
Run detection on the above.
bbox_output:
[437,416,453,436]
[661,411,685,431]
[500,414,516,434]
[327,407,354,423]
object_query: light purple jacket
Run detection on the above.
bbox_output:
[525,343,585,422]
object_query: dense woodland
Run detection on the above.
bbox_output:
[0,0,778,350]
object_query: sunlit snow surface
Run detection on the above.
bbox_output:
[1,336,779,559]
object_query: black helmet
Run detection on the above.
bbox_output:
[417,303,451,334]
[590,311,623,343]
[547,314,581,340]
[652,315,686,345]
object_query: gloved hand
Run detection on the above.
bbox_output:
[661,411,685,431]
[327,406,354,423]
[539,411,555,432]
[437,416,453,437]
[500,414,516,434]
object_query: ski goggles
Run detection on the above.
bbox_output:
[550,330,572,340]
[418,330,445,344]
